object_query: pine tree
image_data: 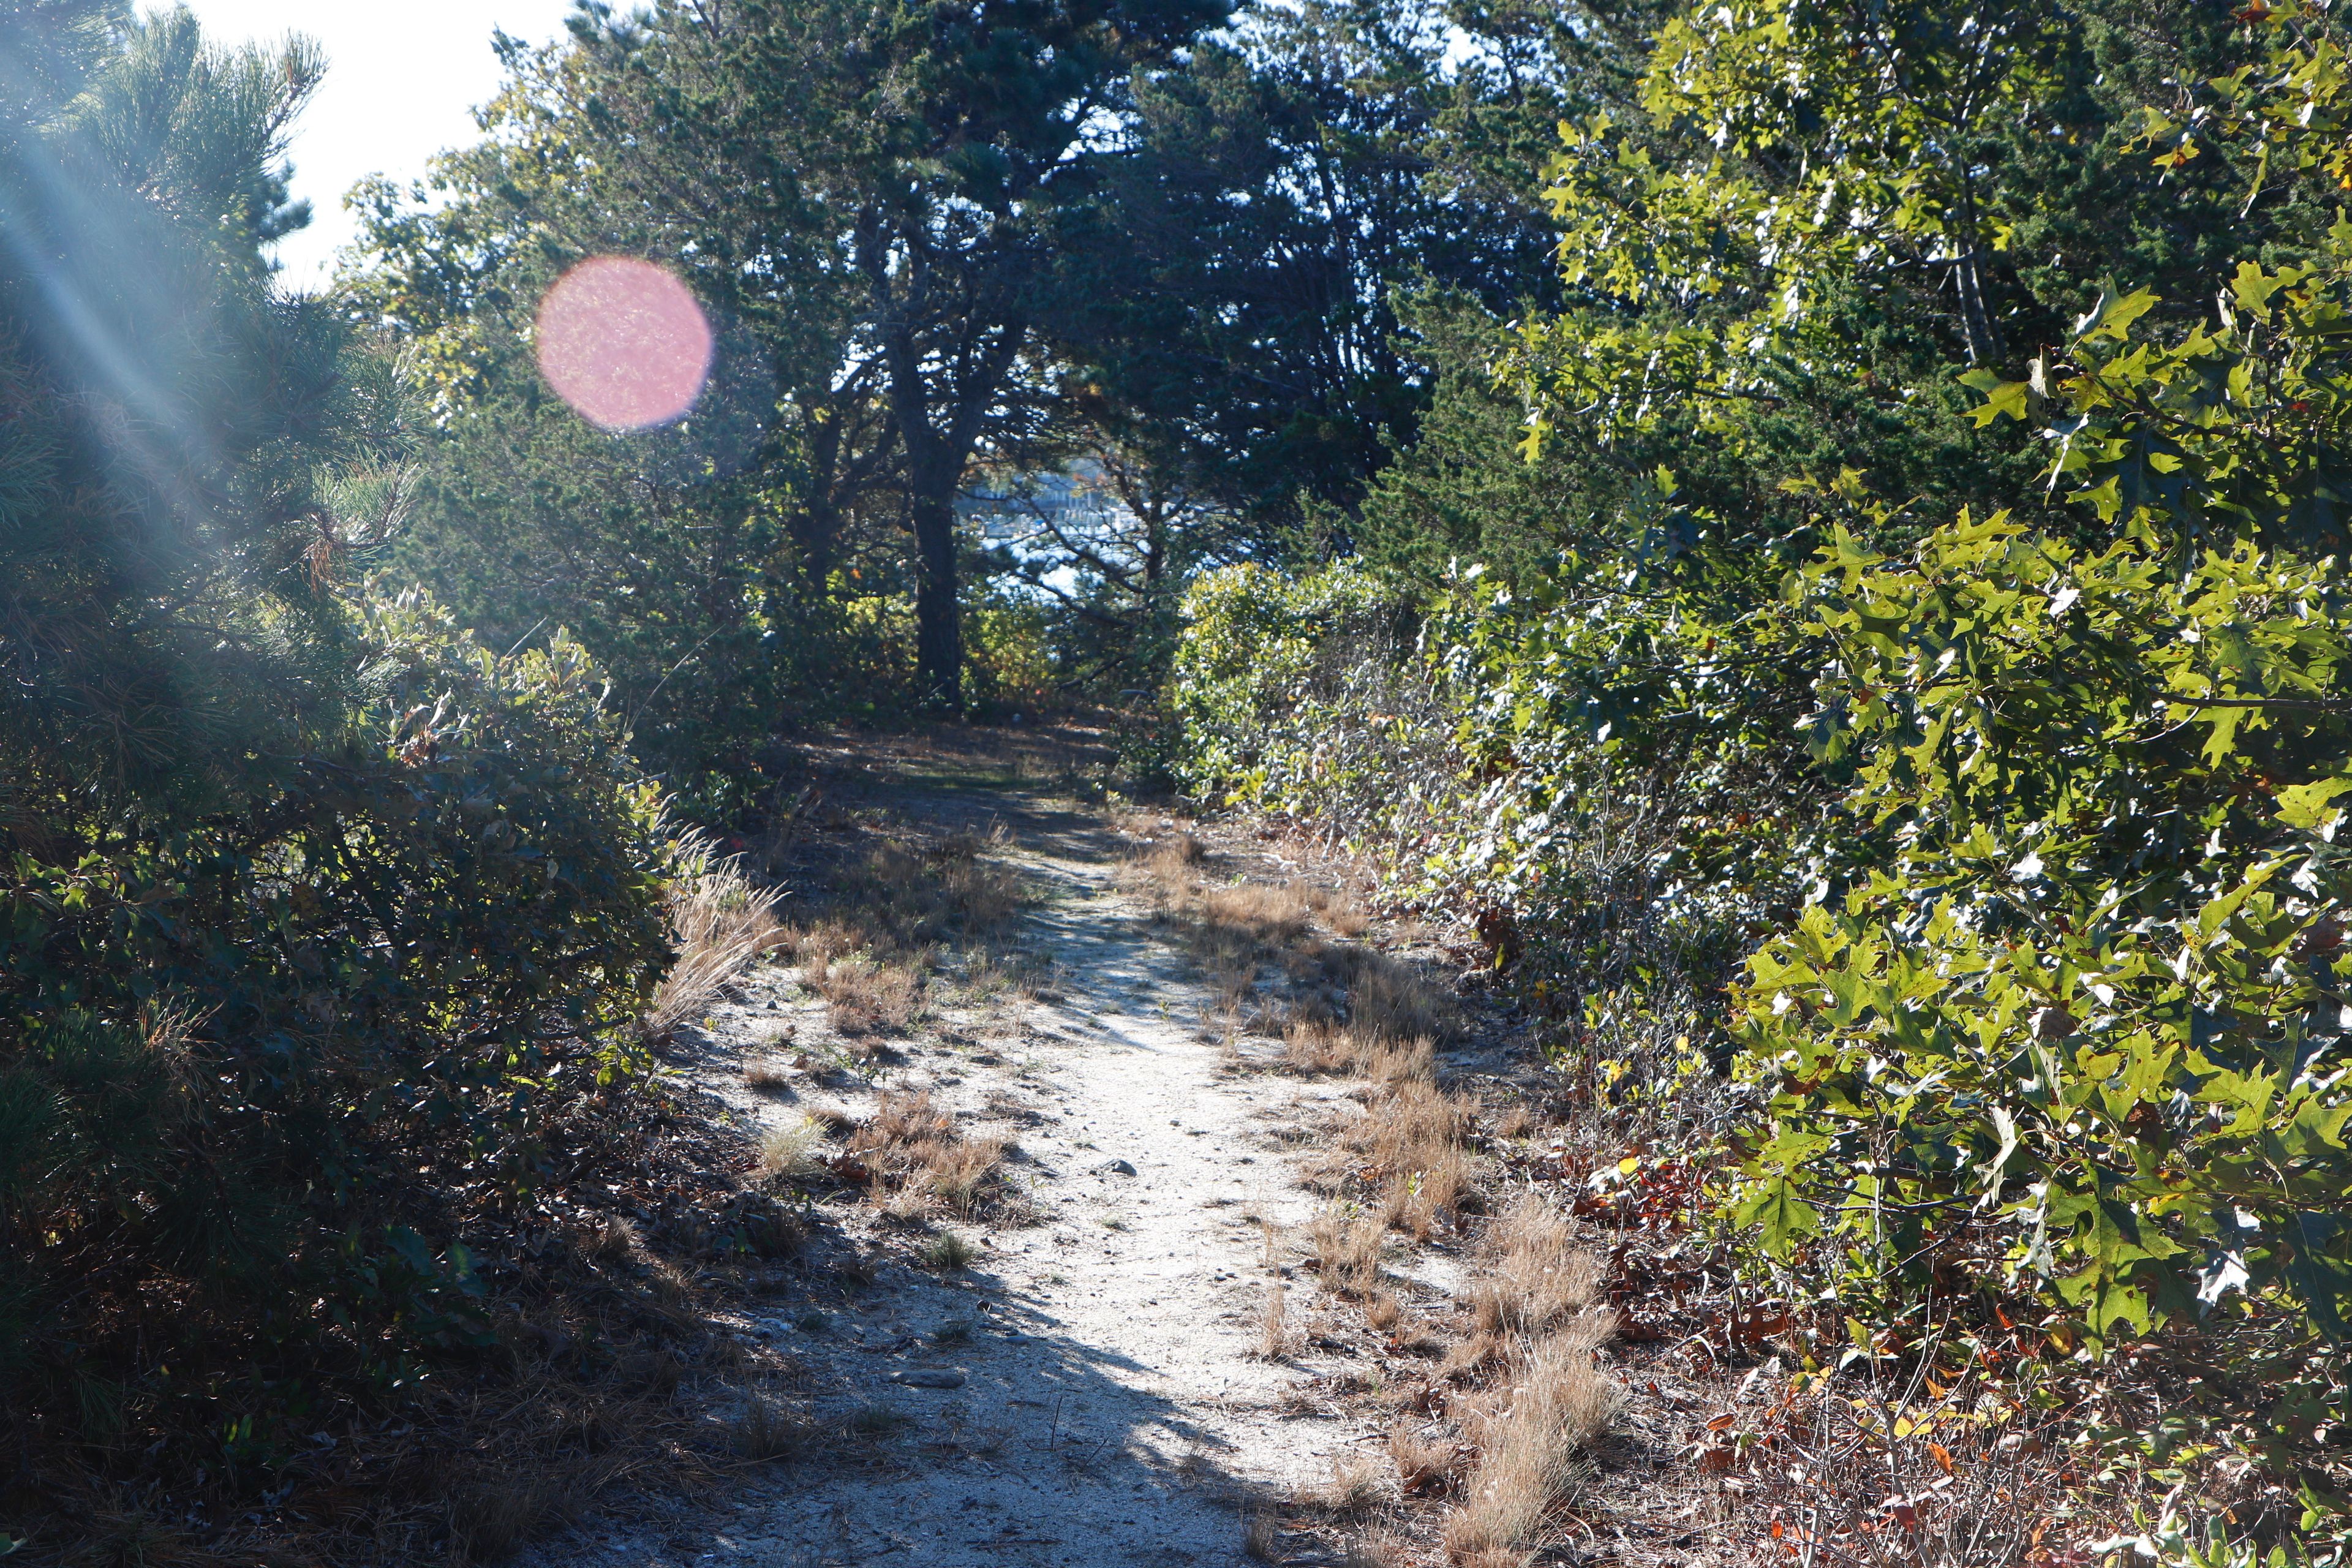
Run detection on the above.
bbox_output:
[0,2,361,826]
[0,6,670,1493]
[590,0,1235,712]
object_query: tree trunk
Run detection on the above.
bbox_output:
[794,416,842,584]
[792,497,836,587]
[1951,181,2005,366]
[910,481,962,714]
[1956,245,2005,366]
[1140,491,1167,620]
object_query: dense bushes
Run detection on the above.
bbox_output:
[1171,550,1811,1031]
[2,593,671,1442]
[0,5,674,1487]
[1732,521,2352,1331]
[1170,563,1438,839]
[1170,1,2352,1553]
[1178,511,2352,1557]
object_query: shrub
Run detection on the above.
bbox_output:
[1733,515,2352,1335]
[0,592,671,1466]
[1170,562,1442,846]
[965,594,1059,715]
[1165,0,2352,1556]
[1169,551,1800,1045]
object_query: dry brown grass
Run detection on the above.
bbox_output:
[1352,1079,1467,1166]
[1287,1024,1440,1087]
[1310,1208,1386,1299]
[1153,830,1210,871]
[27,1082,827,1567]
[1281,1016,1349,1073]
[1147,832,1593,1568]
[810,834,1028,951]
[1360,1033,1437,1085]
[844,1090,1008,1219]
[925,1136,1008,1217]
[809,952,924,1036]
[1244,1506,1282,1562]
[1121,829,1209,900]
[1344,954,1453,1049]
[646,834,788,1037]
[1137,831,1621,1562]
[1442,1332,1621,1562]
[773,829,1032,1040]
[1199,879,1315,945]
[756,1115,830,1183]
[1318,1076,1484,1243]
[1128,832,1451,1071]
[1464,1198,1604,1341]
[1414,1191,1622,1561]
[1390,1423,1463,1497]
[1126,824,1641,1562]
[850,1087,956,1150]
[1321,1453,1391,1517]
[1311,953,1453,1074]
[1254,1282,1297,1360]
[449,1475,583,1562]
[727,1393,816,1461]
[1395,1146,1472,1241]
[779,914,866,971]
[963,945,1061,1002]
[1287,870,1371,928]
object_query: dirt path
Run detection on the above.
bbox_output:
[526,748,1412,1567]
[504,731,2031,1568]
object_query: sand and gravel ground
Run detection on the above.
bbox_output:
[520,745,1456,1568]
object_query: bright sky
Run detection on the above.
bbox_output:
[153,1,582,290]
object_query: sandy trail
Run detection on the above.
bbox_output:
[530,775,1379,1568]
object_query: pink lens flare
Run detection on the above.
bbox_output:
[535,257,715,431]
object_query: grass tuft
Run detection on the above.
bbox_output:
[1321,1453,1391,1517]
[1442,1332,1621,1561]
[1253,1281,1295,1360]
[1310,1207,1385,1299]
[1243,1506,1281,1562]
[647,832,788,1038]
[810,952,924,1036]
[1463,1197,1604,1340]
[1390,1422,1461,1496]
[922,1229,977,1270]
[728,1394,815,1461]
[758,1115,829,1183]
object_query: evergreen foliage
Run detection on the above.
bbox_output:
[591,0,1231,714]
[0,1,669,1493]
[359,2,1597,723]
[352,25,911,794]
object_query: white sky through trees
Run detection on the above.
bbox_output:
[150,1,579,290]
